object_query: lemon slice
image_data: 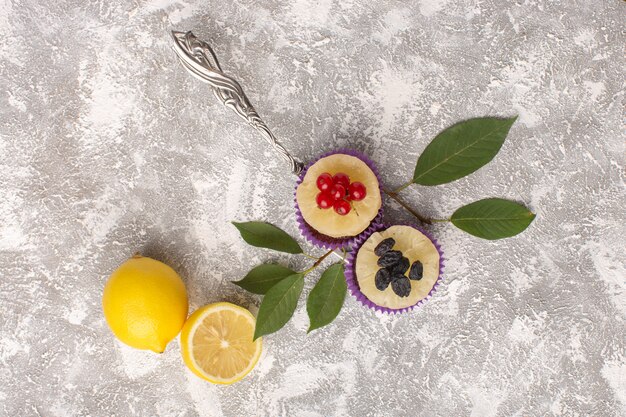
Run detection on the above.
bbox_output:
[296,154,382,238]
[181,302,262,385]
[355,225,441,310]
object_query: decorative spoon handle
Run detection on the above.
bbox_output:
[171,30,304,175]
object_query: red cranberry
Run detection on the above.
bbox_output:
[348,182,367,201]
[316,192,334,209]
[329,184,346,201]
[332,172,350,188]
[316,172,334,192]
[333,199,351,215]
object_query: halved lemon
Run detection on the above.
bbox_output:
[180,302,262,385]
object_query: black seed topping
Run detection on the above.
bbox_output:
[390,257,410,275]
[375,268,392,291]
[391,275,411,297]
[409,260,424,280]
[374,238,395,256]
[377,250,402,268]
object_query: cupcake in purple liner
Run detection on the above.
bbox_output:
[294,149,383,250]
[345,224,444,314]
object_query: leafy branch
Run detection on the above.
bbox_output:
[231,222,346,340]
[383,116,536,239]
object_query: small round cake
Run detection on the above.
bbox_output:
[295,150,382,249]
[346,225,444,313]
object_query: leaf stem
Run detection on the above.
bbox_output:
[382,188,432,225]
[301,250,334,275]
[430,218,451,223]
[392,180,414,194]
[330,250,346,262]
[302,252,318,260]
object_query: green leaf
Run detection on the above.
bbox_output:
[233,264,297,295]
[451,198,535,240]
[254,273,304,340]
[306,263,347,333]
[232,221,302,254]
[413,116,517,186]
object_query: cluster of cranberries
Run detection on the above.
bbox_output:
[315,172,367,216]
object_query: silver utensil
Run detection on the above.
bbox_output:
[171,30,304,175]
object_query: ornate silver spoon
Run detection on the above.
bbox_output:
[170,30,304,175]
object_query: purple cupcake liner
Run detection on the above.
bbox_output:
[345,223,445,314]
[294,149,384,250]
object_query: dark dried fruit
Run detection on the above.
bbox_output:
[409,260,424,281]
[390,257,410,275]
[391,275,411,297]
[374,238,395,256]
[377,250,402,268]
[375,268,392,291]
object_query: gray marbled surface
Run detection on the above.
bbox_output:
[1,0,625,416]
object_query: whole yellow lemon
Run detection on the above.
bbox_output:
[102,254,188,353]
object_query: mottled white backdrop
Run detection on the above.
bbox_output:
[1,0,624,416]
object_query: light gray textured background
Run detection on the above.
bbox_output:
[1,0,625,416]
